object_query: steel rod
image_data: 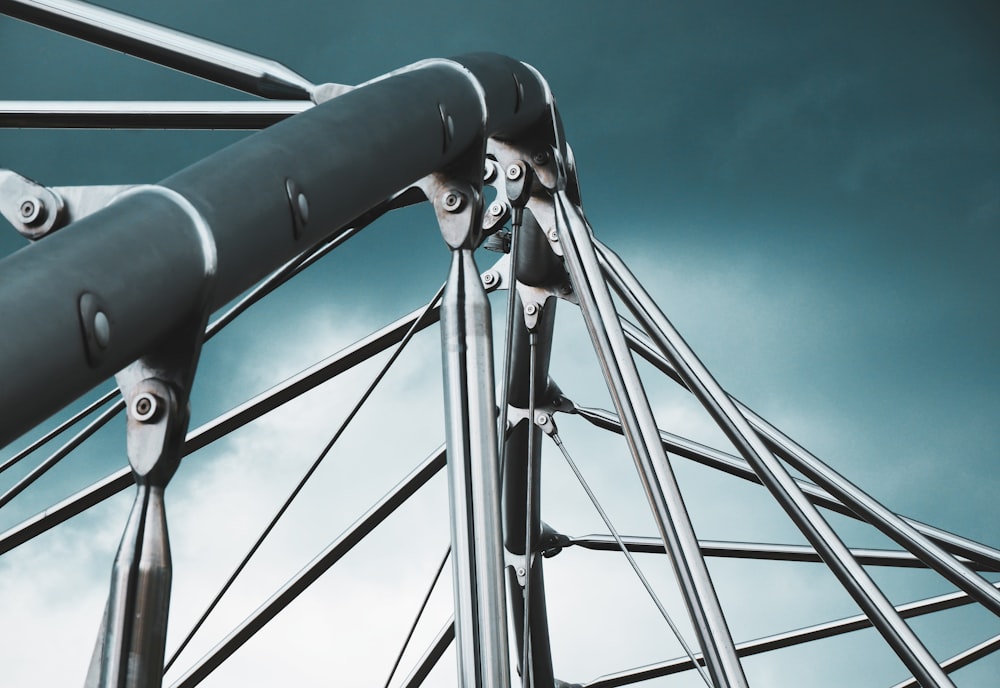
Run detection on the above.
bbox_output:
[0,297,445,556]
[165,285,443,672]
[600,243,954,686]
[584,581,1000,688]
[170,446,447,687]
[0,401,119,509]
[0,388,117,475]
[439,247,510,688]
[890,633,1000,688]
[0,0,317,100]
[0,101,311,129]
[569,535,997,570]
[553,433,711,686]
[399,617,457,688]
[744,404,1000,615]
[618,321,1000,569]
[383,547,451,688]
[571,403,850,514]
[548,191,748,687]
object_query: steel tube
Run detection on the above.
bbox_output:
[890,633,1000,688]
[0,101,311,129]
[439,248,510,688]
[0,54,548,450]
[584,581,1000,688]
[570,535,997,570]
[746,406,1000,614]
[0,0,316,99]
[600,244,954,686]
[171,446,446,687]
[619,321,1000,569]
[99,485,172,687]
[548,192,748,688]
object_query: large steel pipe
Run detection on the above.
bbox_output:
[0,54,547,448]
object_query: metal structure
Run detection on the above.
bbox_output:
[0,2,997,686]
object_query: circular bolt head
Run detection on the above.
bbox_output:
[482,271,497,286]
[132,392,159,423]
[532,150,550,165]
[441,191,464,213]
[489,201,504,216]
[548,229,559,242]
[525,303,538,316]
[18,197,44,226]
[484,163,497,183]
[536,413,549,426]
[506,164,523,181]
[517,567,526,577]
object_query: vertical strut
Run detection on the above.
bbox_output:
[549,191,748,688]
[598,242,956,688]
[440,246,511,688]
[503,211,559,688]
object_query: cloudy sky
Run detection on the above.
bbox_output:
[0,1,997,686]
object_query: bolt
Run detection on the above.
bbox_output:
[441,190,464,213]
[517,567,526,577]
[506,164,522,181]
[93,311,110,349]
[482,271,497,286]
[532,150,550,165]
[489,201,504,216]
[132,392,159,422]
[483,163,497,183]
[18,197,44,226]
[548,229,559,242]
[536,413,549,426]
[525,303,538,316]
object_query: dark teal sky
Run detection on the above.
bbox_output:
[0,2,997,686]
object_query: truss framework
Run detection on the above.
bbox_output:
[0,1,997,686]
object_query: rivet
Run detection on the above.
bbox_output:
[506,164,522,181]
[489,202,504,217]
[525,303,538,316]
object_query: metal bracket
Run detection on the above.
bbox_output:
[0,168,135,240]
[0,169,66,239]
[507,395,561,437]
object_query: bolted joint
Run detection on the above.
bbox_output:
[131,392,160,423]
[18,197,45,226]
[505,161,534,210]
[427,177,483,250]
[124,379,187,486]
[441,189,465,213]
